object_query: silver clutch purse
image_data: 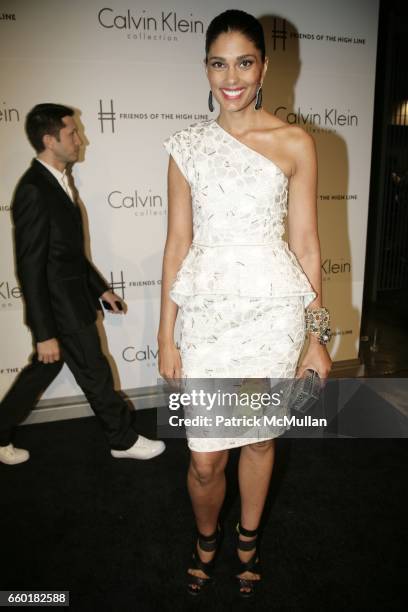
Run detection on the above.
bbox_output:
[290,368,322,414]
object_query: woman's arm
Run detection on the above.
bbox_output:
[287,126,321,310]
[286,127,332,377]
[157,155,193,379]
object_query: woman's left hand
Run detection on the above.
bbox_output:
[296,337,332,382]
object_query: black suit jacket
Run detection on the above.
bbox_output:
[12,159,109,342]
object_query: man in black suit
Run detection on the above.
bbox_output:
[0,103,165,465]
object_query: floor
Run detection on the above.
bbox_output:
[1,414,406,612]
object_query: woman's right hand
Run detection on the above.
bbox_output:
[158,340,182,383]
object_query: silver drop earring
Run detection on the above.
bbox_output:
[208,90,214,112]
[254,85,263,110]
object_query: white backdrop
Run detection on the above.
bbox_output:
[0,0,379,400]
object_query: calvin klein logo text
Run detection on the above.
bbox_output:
[0,282,22,300]
[108,190,163,209]
[275,106,358,127]
[98,9,204,33]
[321,259,351,274]
[0,103,19,123]
[122,345,158,362]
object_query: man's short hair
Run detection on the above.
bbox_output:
[25,103,74,153]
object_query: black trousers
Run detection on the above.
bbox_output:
[0,323,138,450]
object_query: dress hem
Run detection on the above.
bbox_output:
[187,426,290,452]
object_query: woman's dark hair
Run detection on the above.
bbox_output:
[25,103,74,153]
[205,10,265,63]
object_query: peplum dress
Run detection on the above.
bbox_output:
[163,119,316,451]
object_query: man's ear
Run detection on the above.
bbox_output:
[42,133,54,151]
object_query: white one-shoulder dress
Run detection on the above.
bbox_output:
[163,119,316,452]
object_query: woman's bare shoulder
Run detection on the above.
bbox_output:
[267,116,313,145]
[272,121,315,163]
[264,115,316,175]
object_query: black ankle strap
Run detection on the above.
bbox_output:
[197,525,220,552]
[236,522,258,552]
[236,522,258,538]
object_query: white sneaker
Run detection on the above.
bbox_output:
[111,435,165,460]
[0,443,30,465]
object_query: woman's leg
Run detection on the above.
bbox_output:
[237,439,276,585]
[187,449,229,582]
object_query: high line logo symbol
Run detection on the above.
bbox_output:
[109,270,126,299]
[270,17,287,51]
[98,100,116,133]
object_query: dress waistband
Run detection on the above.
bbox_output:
[192,240,285,247]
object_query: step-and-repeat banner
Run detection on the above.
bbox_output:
[0,0,379,400]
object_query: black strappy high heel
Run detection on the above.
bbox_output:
[235,521,262,598]
[187,524,221,596]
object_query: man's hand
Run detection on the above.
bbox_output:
[37,338,60,364]
[100,290,126,314]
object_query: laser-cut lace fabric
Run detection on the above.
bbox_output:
[163,119,315,451]
[163,119,316,308]
[178,295,305,451]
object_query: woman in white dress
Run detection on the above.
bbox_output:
[158,9,332,597]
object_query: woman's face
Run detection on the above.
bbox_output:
[206,30,267,112]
